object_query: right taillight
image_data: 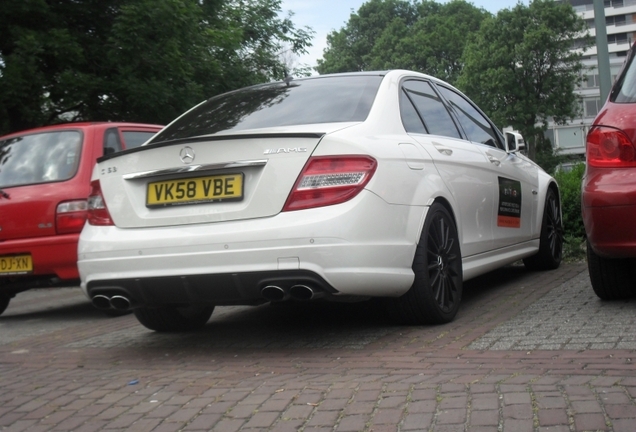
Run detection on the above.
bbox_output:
[283,155,377,211]
[587,126,636,168]
[87,180,114,226]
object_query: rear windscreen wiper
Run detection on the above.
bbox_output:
[0,189,10,199]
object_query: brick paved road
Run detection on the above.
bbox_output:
[1,262,635,431]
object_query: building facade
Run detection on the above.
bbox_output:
[549,0,635,157]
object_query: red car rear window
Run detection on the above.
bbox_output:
[613,47,636,103]
[0,131,82,187]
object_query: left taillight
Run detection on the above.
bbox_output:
[87,180,114,226]
[283,155,377,212]
[56,200,88,234]
[587,125,636,168]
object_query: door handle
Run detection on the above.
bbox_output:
[432,142,453,156]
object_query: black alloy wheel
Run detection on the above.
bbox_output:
[388,202,463,325]
[524,188,563,270]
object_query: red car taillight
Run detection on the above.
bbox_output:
[87,180,114,226]
[283,156,377,212]
[56,200,88,234]
[587,126,636,168]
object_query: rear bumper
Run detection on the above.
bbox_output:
[582,204,636,257]
[0,234,80,290]
[86,269,338,307]
[78,192,425,305]
[582,168,636,258]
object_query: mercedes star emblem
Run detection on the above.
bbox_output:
[179,146,195,164]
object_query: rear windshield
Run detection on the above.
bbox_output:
[150,75,383,143]
[0,131,82,188]
[613,49,636,103]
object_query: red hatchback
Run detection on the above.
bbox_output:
[582,45,636,300]
[0,122,162,314]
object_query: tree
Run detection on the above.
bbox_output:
[0,0,313,135]
[457,0,590,160]
[316,0,488,84]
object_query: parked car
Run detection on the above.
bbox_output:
[78,71,563,332]
[0,122,163,315]
[582,43,636,300]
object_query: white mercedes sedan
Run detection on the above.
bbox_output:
[78,70,563,332]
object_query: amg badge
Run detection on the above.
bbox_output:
[264,148,307,155]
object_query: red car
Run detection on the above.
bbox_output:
[0,122,163,314]
[582,45,636,300]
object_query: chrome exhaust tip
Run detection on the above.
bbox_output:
[91,295,112,310]
[109,295,132,311]
[261,285,288,301]
[289,284,323,301]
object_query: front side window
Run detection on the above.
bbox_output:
[402,80,461,139]
[150,75,384,143]
[0,131,82,187]
[437,86,502,148]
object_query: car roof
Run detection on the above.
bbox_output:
[0,122,164,140]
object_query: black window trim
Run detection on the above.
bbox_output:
[399,77,464,140]
[433,82,506,150]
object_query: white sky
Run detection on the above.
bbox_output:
[280,0,530,69]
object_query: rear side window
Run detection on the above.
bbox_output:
[401,80,461,139]
[122,131,156,148]
[104,128,122,155]
[0,131,82,187]
[400,88,427,134]
[150,75,383,143]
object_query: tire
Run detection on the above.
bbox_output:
[0,295,10,316]
[133,304,214,332]
[388,203,463,325]
[523,188,563,271]
[587,243,635,300]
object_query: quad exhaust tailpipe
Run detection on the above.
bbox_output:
[91,294,111,310]
[290,284,324,301]
[261,283,325,301]
[261,285,289,301]
[110,295,132,311]
[90,294,133,311]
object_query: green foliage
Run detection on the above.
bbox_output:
[316,0,489,84]
[533,134,567,175]
[553,162,586,260]
[0,0,314,134]
[457,0,590,161]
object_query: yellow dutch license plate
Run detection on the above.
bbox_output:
[0,254,33,275]
[146,173,244,207]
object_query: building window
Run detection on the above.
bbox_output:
[605,0,625,7]
[557,127,586,149]
[607,33,628,44]
[586,74,599,88]
[585,99,601,117]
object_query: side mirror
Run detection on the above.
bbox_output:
[505,132,525,154]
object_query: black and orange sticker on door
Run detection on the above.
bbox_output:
[497,177,521,228]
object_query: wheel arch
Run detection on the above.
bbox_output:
[533,174,561,238]
[421,196,462,255]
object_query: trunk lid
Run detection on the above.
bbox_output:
[96,130,336,228]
